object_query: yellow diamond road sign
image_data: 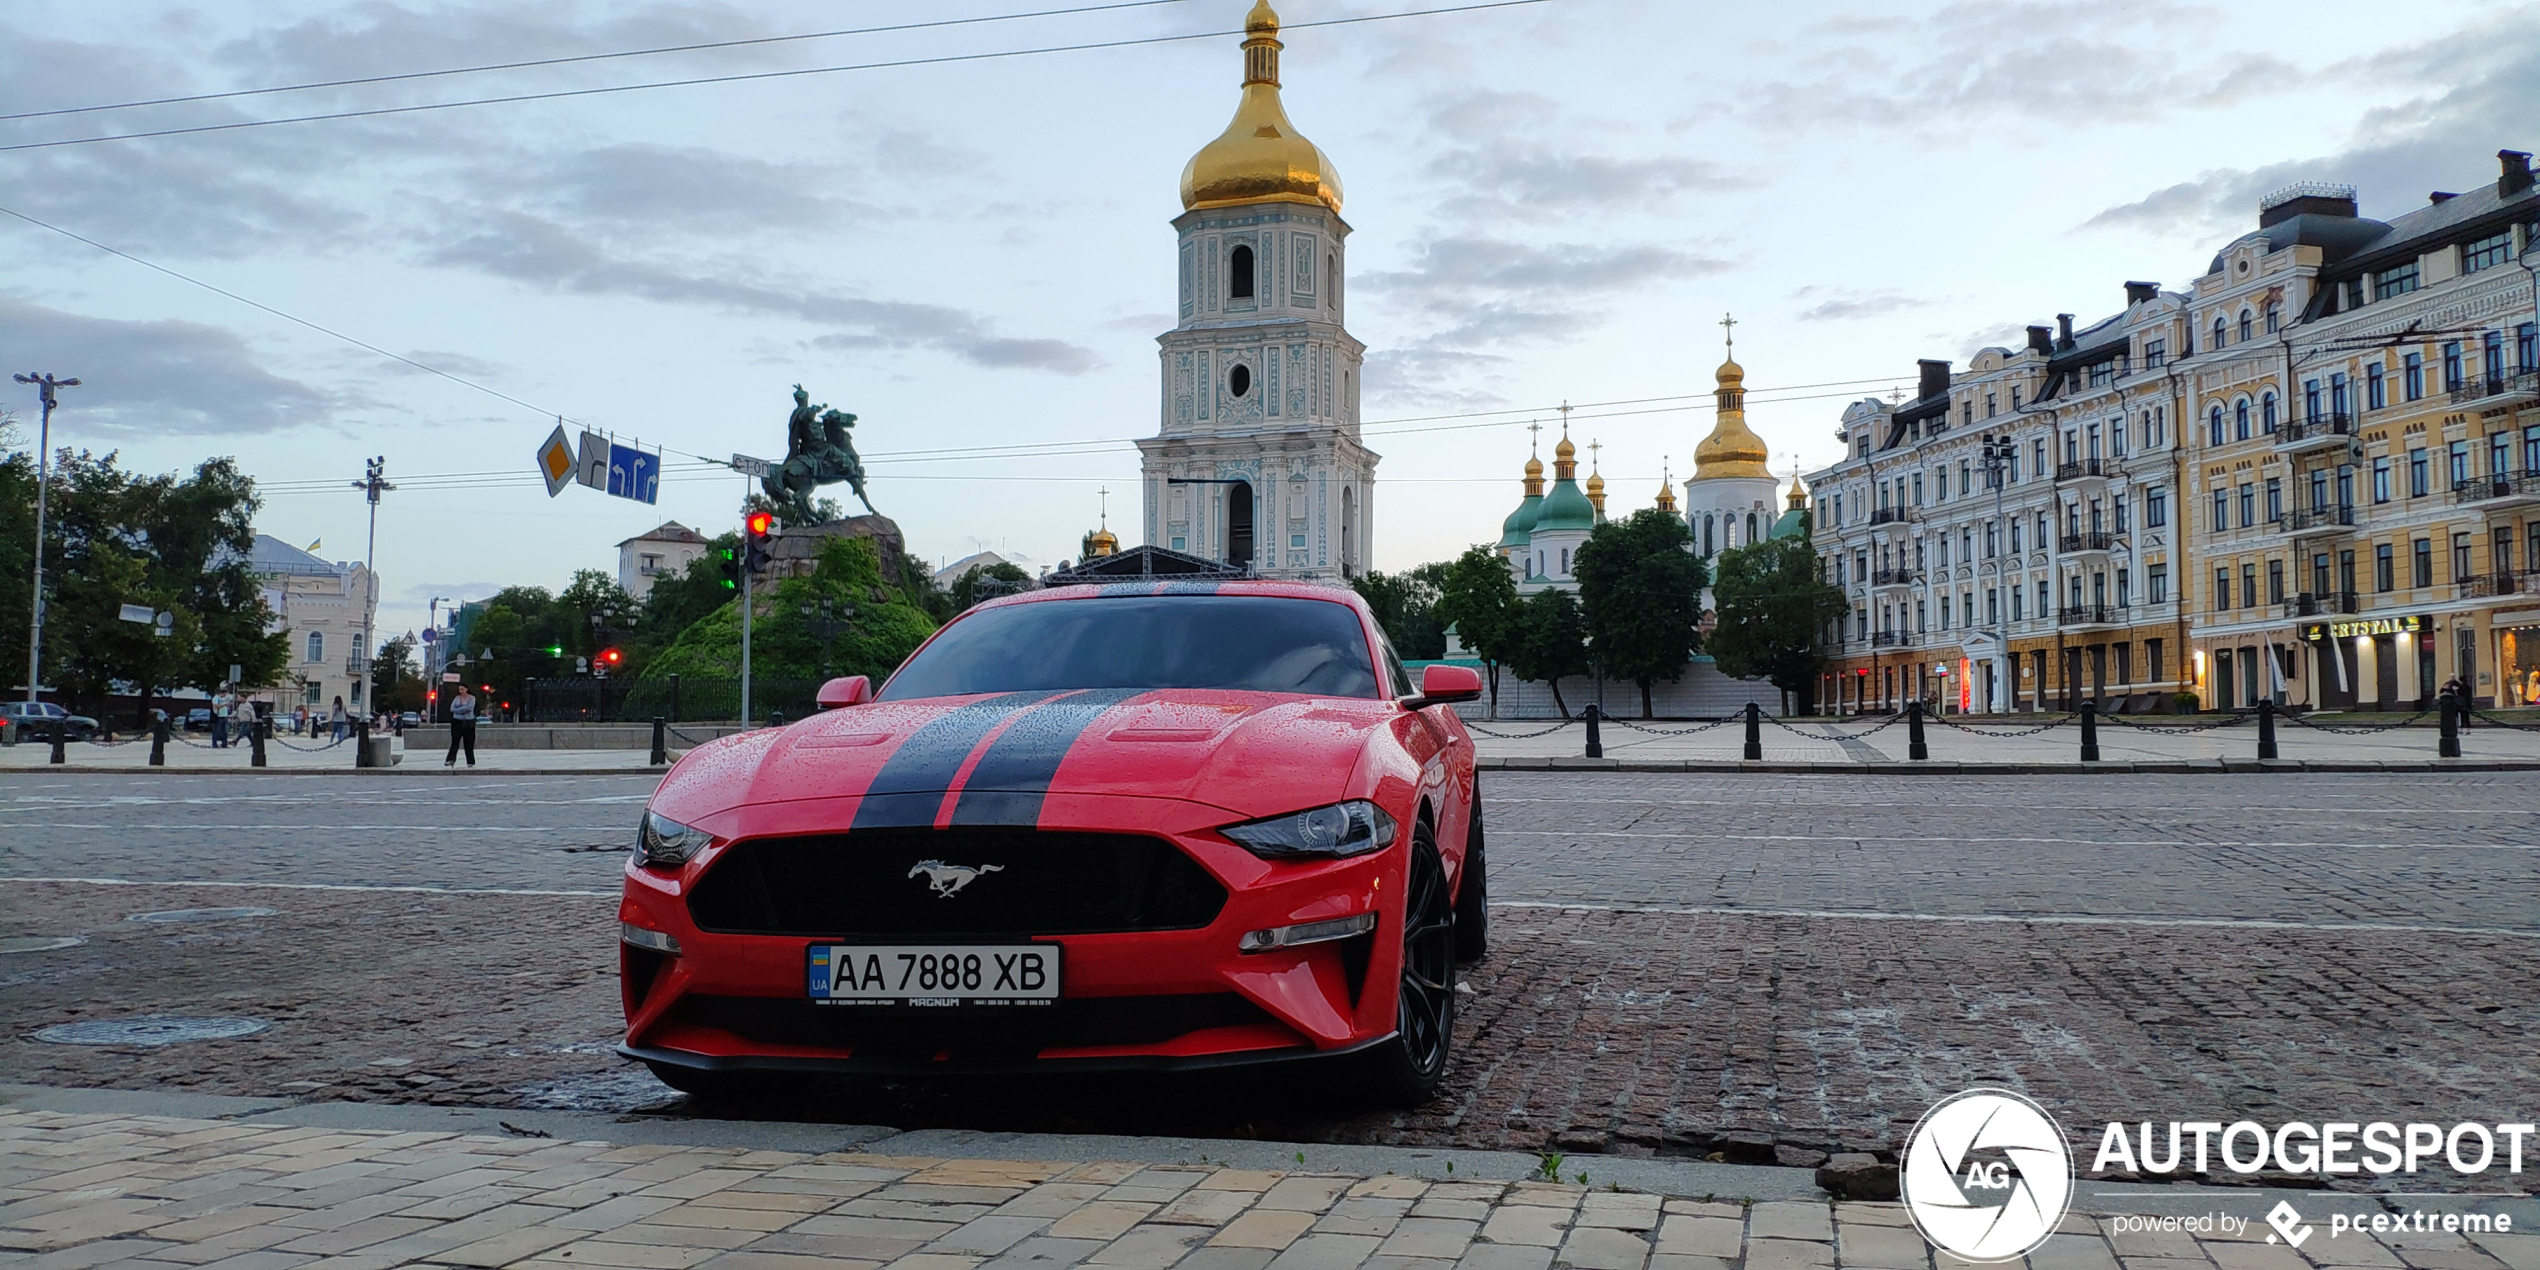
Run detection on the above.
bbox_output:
[536,425,577,497]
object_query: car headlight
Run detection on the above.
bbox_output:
[635,811,713,868]
[1220,800,1397,860]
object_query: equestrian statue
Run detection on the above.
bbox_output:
[763,384,875,525]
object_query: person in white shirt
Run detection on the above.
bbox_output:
[445,686,478,767]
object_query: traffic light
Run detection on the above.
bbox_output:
[717,544,740,591]
[599,648,623,669]
[743,511,778,574]
[547,644,564,657]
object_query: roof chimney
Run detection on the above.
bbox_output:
[2429,191,2457,205]
[2026,326,2053,356]
[2055,313,2076,351]
[1916,359,1952,402]
[2258,182,2357,228]
[2124,281,2160,305]
[2502,150,2535,198]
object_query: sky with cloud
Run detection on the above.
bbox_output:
[1,0,2529,642]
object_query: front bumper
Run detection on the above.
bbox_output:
[617,796,1406,1072]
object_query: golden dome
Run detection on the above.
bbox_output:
[1786,469,1809,510]
[1693,353,1772,481]
[1655,460,1678,512]
[1179,2,1344,214]
[1522,452,1544,497]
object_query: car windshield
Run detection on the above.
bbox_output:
[879,594,1381,700]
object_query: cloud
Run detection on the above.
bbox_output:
[2080,14,2540,239]
[0,297,340,437]
[426,211,1101,373]
[1365,236,1732,302]
[1793,287,1932,322]
[1412,90,1756,221]
[515,144,874,234]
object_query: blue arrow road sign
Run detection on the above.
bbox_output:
[606,444,660,504]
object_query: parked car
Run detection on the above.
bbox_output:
[2,701,100,742]
[183,708,213,731]
[398,712,423,728]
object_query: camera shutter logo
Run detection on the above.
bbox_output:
[1901,1088,2074,1262]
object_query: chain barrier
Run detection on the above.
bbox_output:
[2468,710,2540,733]
[2098,710,2252,734]
[1767,712,1909,738]
[84,733,141,747]
[271,733,347,752]
[668,726,722,748]
[1599,716,1736,736]
[167,732,218,749]
[1931,714,2077,738]
[2276,709,2432,735]
[1465,718,1581,740]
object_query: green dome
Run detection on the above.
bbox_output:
[1533,478,1595,532]
[1498,494,1542,547]
[1770,507,1809,541]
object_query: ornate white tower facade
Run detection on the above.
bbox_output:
[1681,329,1782,559]
[1136,1,1377,579]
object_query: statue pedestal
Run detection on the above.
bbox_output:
[768,515,905,581]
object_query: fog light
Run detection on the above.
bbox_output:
[621,923,681,955]
[1238,912,1376,953]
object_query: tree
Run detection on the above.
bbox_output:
[1707,535,1850,714]
[1573,508,1706,718]
[370,635,428,713]
[644,535,936,684]
[1349,568,1447,660]
[638,535,739,652]
[946,562,1031,616]
[1433,546,1521,717]
[1507,587,1592,718]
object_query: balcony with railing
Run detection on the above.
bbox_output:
[2057,604,2129,628]
[2276,414,2358,451]
[2458,571,2540,600]
[1868,506,1915,526]
[2055,458,2119,483]
[1871,568,1921,587]
[2057,531,2117,554]
[2279,591,2361,617]
[2448,369,2540,407]
[2450,470,2540,507]
[2288,504,2357,535]
[1870,631,1914,648]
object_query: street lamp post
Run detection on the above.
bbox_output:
[1978,434,2013,713]
[13,372,79,703]
[349,458,394,716]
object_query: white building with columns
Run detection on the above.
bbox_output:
[1135,1,1377,580]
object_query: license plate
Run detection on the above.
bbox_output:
[806,944,1061,1007]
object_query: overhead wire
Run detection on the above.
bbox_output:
[0,0,1565,154]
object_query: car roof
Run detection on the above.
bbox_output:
[968,578,1371,617]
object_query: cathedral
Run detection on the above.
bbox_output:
[1134,1,1376,581]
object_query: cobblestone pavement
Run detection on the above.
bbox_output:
[4,772,2536,1184]
[9,1108,2540,1270]
[1467,715,2540,766]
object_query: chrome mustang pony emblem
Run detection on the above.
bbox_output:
[909,860,1005,898]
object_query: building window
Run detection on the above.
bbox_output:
[2463,232,2513,274]
[2011,588,2023,621]
[1229,244,1255,300]
[2146,485,2168,527]
[2367,363,2386,410]
[2443,342,2464,392]
[2239,310,2254,343]
[2208,406,2226,446]
[2450,441,2471,489]
[2339,549,2357,594]
[306,632,323,663]
[2304,379,2321,421]
[2214,567,2231,612]
[2211,490,2229,535]
[2144,338,2165,368]
[2485,332,2507,383]
[2242,564,2258,610]
[2375,542,2395,592]
[2492,432,2512,482]
[2237,483,2255,528]
[2264,478,2282,523]
[2525,425,2540,474]
[2520,324,2537,373]
[2330,373,2349,416]
[2310,470,2328,511]
[2266,303,2282,334]
[2412,537,2433,589]
[2235,399,2251,440]
[2268,559,2285,604]
[2212,316,2228,348]
[2036,580,2049,616]
[2409,448,2429,497]
[2341,277,2366,310]
[2404,353,2424,400]
[2372,458,2391,504]
[2453,532,2473,582]
[2261,392,2278,433]
[2313,553,2331,597]
[2148,639,2165,684]
[1986,393,1997,418]
[2375,262,2420,300]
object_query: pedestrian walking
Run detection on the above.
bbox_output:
[293,704,308,736]
[330,695,348,743]
[210,689,232,748]
[445,684,478,768]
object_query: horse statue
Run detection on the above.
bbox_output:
[762,384,876,525]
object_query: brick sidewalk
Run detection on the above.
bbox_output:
[10,1107,2531,1270]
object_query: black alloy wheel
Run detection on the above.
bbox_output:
[1364,823,1456,1104]
[1452,791,1488,964]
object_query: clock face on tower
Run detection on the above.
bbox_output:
[1137,1,1376,582]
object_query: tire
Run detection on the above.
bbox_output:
[1362,825,1456,1105]
[1453,793,1489,965]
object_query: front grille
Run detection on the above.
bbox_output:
[671,992,1276,1057]
[688,829,1228,937]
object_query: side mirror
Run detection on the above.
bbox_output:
[1410,664,1484,707]
[816,676,873,709]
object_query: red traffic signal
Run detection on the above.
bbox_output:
[600,648,624,666]
[745,511,776,539]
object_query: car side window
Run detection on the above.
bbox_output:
[1377,631,1413,698]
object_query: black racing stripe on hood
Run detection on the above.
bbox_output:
[949,689,1145,827]
[849,691,1061,831]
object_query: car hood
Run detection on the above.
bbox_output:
[651,689,1394,830]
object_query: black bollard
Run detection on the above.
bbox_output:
[1743,700,1763,761]
[768,710,786,729]
[354,717,374,768]
[2257,698,2278,761]
[49,720,68,765]
[651,716,669,766]
[2079,699,2100,762]
[2440,694,2462,758]
[1907,700,1928,761]
[250,716,268,768]
[150,714,169,767]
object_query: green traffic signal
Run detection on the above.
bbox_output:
[547,645,563,656]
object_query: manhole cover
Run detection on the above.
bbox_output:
[36,1016,270,1046]
[127,907,276,923]
[0,937,85,953]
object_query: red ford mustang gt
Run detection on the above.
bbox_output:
[617,580,1487,1103]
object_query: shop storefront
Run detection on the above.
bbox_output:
[2299,613,2432,712]
[2497,615,2540,708]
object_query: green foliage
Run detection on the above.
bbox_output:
[1573,508,1706,718]
[1433,545,1521,713]
[1706,536,1849,712]
[945,562,1032,618]
[1349,565,1448,660]
[1,442,287,725]
[644,535,936,683]
[639,533,740,647]
[370,635,429,713]
[1508,587,1591,718]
